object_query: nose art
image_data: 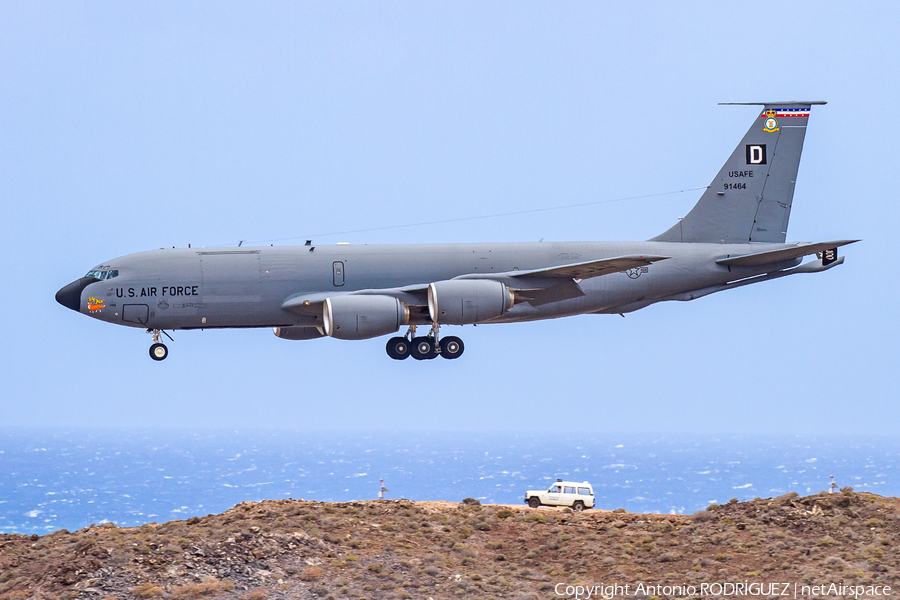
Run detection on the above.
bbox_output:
[56,277,99,312]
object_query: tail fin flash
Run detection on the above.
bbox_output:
[653,101,826,243]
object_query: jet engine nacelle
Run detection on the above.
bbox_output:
[273,326,325,340]
[323,295,410,340]
[428,280,515,325]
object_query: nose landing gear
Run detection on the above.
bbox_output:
[385,324,465,361]
[147,329,173,361]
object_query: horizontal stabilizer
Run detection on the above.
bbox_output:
[719,101,827,106]
[716,240,859,267]
[508,255,670,280]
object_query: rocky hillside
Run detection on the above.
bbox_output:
[0,491,897,599]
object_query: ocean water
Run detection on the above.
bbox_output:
[0,429,897,534]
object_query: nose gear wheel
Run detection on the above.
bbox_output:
[146,329,173,361]
[149,343,168,361]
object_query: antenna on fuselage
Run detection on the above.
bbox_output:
[238,240,244,247]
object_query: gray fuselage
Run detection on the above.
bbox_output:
[71,240,799,332]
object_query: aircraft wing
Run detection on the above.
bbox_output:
[716,240,859,267]
[281,255,670,315]
[502,255,670,280]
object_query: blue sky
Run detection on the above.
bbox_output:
[2,2,897,434]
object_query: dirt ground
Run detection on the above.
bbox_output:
[1,491,897,599]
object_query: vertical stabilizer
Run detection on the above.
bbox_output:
[652,102,825,243]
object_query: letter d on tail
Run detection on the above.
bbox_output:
[746,144,767,164]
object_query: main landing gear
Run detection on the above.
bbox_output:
[147,329,173,361]
[385,324,465,361]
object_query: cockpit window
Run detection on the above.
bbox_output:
[85,269,118,280]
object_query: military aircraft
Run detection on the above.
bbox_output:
[57,102,856,362]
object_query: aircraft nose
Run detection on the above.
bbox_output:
[55,277,99,312]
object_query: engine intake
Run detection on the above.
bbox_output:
[428,280,515,325]
[324,295,410,340]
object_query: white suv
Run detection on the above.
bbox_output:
[525,480,595,511]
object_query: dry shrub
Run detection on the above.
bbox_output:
[659,551,681,562]
[244,590,268,600]
[171,577,235,599]
[130,582,164,598]
[301,566,324,581]
[864,518,884,528]
[691,510,714,523]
